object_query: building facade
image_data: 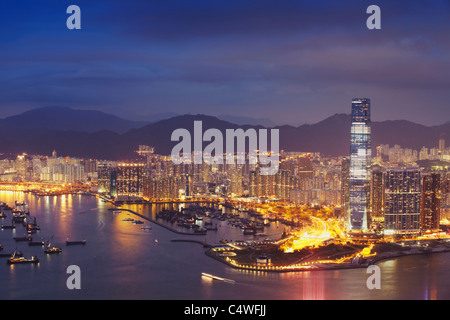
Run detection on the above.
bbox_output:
[384,168,421,235]
[116,163,145,198]
[349,98,371,231]
[421,173,441,231]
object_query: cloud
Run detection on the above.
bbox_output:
[0,0,449,125]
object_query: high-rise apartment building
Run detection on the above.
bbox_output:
[298,154,313,190]
[421,173,441,231]
[349,98,371,231]
[116,163,145,197]
[384,168,421,235]
[341,157,350,218]
[371,169,384,220]
[97,162,113,195]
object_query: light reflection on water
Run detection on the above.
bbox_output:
[1,191,450,299]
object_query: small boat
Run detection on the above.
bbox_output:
[66,239,87,245]
[12,215,26,223]
[14,236,32,242]
[1,222,15,229]
[243,227,256,235]
[112,210,121,214]
[45,237,62,253]
[29,241,45,246]
[44,246,62,254]
[201,273,235,284]
[27,218,40,231]
[7,256,39,265]
[122,218,134,222]
[132,220,144,224]
[7,250,38,265]
[194,228,207,234]
[141,226,152,230]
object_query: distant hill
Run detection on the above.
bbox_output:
[0,108,449,160]
[0,106,148,134]
[216,114,275,127]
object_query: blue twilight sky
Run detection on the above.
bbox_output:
[0,0,449,126]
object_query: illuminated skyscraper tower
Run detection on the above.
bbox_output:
[349,98,371,231]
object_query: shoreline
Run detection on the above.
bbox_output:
[101,196,450,273]
[204,243,450,273]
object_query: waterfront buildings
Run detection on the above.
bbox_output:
[116,163,145,199]
[349,98,371,231]
[41,156,85,183]
[97,162,115,196]
[2,135,450,239]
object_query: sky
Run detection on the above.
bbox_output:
[0,0,449,126]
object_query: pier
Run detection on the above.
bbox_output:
[109,208,207,236]
[171,239,212,248]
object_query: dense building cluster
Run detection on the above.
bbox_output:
[1,96,450,237]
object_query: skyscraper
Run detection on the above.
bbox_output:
[298,154,313,190]
[116,163,145,197]
[371,169,384,220]
[384,168,421,236]
[349,98,371,231]
[341,157,350,217]
[421,173,441,231]
[439,139,445,153]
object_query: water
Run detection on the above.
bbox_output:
[1,191,450,300]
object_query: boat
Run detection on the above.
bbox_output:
[7,256,39,265]
[14,236,32,242]
[1,221,15,229]
[44,246,62,254]
[27,217,40,231]
[201,273,235,284]
[122,218,134,222]
[194,228,207,234]
[141,226,152,230]
[7,250,38,265]
[66,239,87,245]
[12,214,26,223]
[29,241,45,246]
[132,220,144,224]
[45,237,62,254]
[112,210,121,214]
[243,227,256,235]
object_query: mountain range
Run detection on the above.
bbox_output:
[0,107,448,160]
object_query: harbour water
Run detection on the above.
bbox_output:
[1,191,450,300]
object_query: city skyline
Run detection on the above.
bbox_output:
[2,0,450,303]
[0,1,449,126]
[2,103,450,301]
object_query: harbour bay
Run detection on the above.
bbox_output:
[1,191,450,300]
